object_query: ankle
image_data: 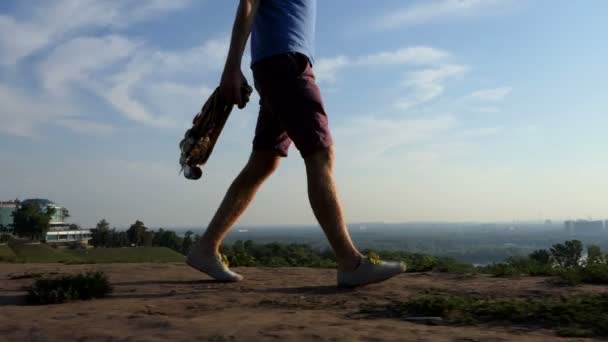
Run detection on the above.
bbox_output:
[337,253,362,272]
[193,239,219,257]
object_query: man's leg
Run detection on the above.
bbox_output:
[304,147,362,271]
[304,147,407,287]
[196,149,281,256]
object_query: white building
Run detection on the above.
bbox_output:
[20,199,91,244]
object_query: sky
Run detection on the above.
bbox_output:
[1,0,607,228]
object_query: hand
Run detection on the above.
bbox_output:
[219,68,246,108]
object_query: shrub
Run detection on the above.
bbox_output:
[27,271,112,304]
[482,263,520,277]
[557,270,583,286]
[359,294,608,337]
[580,263,608,284]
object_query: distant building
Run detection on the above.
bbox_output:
[20,199,68,228]
[45,229,92,243]
[565,219,605,235]
[14,199,91,244]
[0,200,18,229]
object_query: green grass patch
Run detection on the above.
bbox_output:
[358,294,608,337]
[0,244,17,262]
[27,271,112,304]
[65,247,185,263]
[11,243,81,263]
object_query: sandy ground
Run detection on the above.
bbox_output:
[0,263,605,342]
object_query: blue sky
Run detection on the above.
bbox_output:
[1,0,607,228]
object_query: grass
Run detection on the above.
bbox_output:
[3,244,185,263]
[65,247,185,263]
[11,243,80,263]
[0,244,17,262]
[358,294,608,338]
[26,271,113,304]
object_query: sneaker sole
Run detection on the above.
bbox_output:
[185,258,242,283]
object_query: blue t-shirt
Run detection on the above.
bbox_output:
[251,0,316,66]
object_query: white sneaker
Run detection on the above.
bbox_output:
[337,255,406,288]
[186,250,243,282]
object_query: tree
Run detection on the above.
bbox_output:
[142,230,155,247]
[550,240,583,269]
[91,219,111,247]
[152,228,182,251]
[529,249,552,266]
[12,202,55,240]
[181,230,194,255]
[61,208,70,220]
[126,220,147,246]
[586,245,605,266]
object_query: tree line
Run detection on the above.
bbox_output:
[483,240,608,284]
[90,219,196,255]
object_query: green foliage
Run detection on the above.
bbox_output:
[10,242,79,263]
[579,263,608,284]
[5,241,184,264]
[551,240,583,269]
[586,245,605,266]
[359,294,608,337]
[483,240,608,285]
[557,269,583,286]
[222,240,336,268]
[220,241,474,271]
[126,220,147,246]
[181,231,194,255]
[529,249,552,265]
[11,202,55,240]
[26,271,112,304]
[90,219,111,247]
[0,244,16,262]
[0,233,11,244]
[152,228,182,251]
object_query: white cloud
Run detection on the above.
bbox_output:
[356,46,449,66]
[459,127,503,138]
[335,114,456,162]
[30,34,227,130]
[397,64,469,109]
[467,87,512,102]
[375,0,507,29]
[40,35,140,92]
[0,0,193,66]
[315,56,350,83]
[0,83,112,137]
[0,83,72,137]
[0,15,51,66]
[315,46,449,83]
[56,119,115,136]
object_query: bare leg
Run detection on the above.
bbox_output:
[304,147,362,271]
[197,150,281,256]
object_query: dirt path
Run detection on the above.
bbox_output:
[0,263,604,341]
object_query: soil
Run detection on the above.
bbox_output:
[0,263,605,341]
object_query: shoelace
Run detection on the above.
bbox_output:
[220,253,230,268]
[366,251,382,265]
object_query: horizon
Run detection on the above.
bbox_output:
[2,1,607,228]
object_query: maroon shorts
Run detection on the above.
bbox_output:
[251,53,333,158]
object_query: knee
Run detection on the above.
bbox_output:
[304,146,334,171]
[246,151,281,179]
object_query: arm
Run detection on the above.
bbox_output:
[219,0,260,108]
